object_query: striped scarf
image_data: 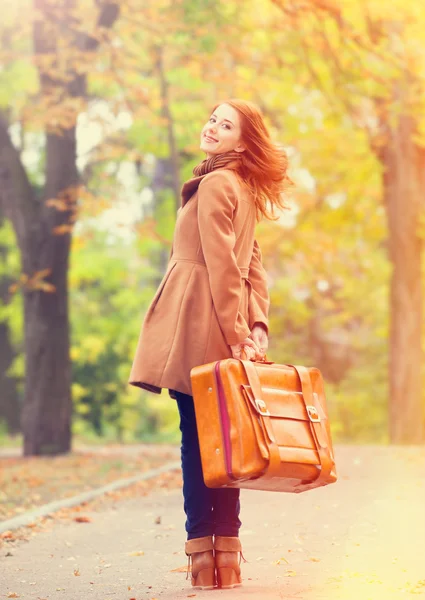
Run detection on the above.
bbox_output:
[180,150,242,206]
[192,150,242,177]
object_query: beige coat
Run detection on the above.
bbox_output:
[128,167,270,398]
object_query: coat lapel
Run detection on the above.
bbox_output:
[180,175,205,208]
[180,160,241,209]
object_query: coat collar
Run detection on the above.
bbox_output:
[180,174,206,208]
[180,160,240,209]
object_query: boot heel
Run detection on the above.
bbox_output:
[216,566,242,589]
[192,567,215,590]
[214,536,245,589]
[185,536,215,590]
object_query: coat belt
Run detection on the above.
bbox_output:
[172,258,249,279]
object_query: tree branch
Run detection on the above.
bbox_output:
[0,111,38,256]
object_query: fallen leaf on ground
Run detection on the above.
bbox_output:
[308,557,321,562]
[7,593,19,598]
[74,516,92,523]
[284,570,297,577]
[273,557,289,565]
[171,565,190,572]
[74,568,80,576]
[128,550,145,556]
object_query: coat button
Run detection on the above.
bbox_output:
[208,387,212,392]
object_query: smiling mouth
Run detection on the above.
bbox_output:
[204,135,218,142]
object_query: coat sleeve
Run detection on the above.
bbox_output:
[248,238,270,335]
[197,171,251,346]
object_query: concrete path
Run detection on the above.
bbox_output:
[1,445,424,599]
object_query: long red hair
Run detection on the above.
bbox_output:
[211,99,293,222]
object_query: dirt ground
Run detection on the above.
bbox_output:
[0,444,179,522]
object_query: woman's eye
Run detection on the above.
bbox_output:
[208,117,230,129]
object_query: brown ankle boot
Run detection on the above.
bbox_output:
[214,535,245,589]
[185,536,215,590]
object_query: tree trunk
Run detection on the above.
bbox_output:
[0,321,20,433]
[21,131,76,456]
[0,260,21,433]
[0,1,119,455]
[379,114,425,443]
[155,44,181,211]
[0,213,21,433]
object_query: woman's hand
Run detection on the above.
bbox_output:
[230,324,269,361]
[249,323,269,359]
[230,337,260,360]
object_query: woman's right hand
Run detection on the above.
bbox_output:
[230,337,260,361]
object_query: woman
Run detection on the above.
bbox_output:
[129,99,291,590]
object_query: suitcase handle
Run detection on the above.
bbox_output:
[240,347,274,364]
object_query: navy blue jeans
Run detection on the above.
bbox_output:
[174,391,241,540]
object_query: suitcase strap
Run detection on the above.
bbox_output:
[241,360,334,487]
[241,359,282,480]
[287,364,334,490]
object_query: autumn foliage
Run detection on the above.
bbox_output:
[0,0,424,452]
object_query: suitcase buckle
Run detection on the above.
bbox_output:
[307,405,320,422]
[255,398,270,416]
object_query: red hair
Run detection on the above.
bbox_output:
[211,99,293,222]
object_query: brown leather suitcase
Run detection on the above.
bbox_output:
[190,355,337,493]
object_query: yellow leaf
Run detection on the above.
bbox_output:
[273,557,289,565]
[53,224,73,235]
[171,565,190,573]
[46,198,69,211]
[8,594,20,598]
[38,282,56,293]
[8,283,20,294]
[128,551,145,556]
[33,268,52,280]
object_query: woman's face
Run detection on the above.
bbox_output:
[200,103,246,158]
